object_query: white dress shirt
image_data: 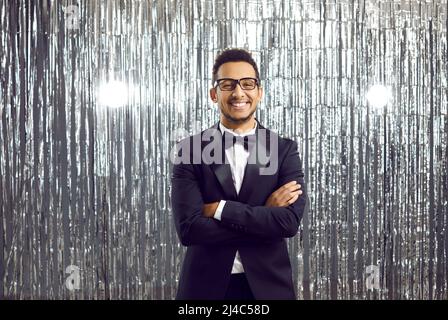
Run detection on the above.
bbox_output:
[213,120,257,274]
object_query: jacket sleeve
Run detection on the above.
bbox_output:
[171,160,281,247]
[219,140,307,238]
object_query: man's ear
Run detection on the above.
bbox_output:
[209,87,217,102]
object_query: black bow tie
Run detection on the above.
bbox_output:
[222,131,256,152]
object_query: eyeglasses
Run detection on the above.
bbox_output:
[214,77,259,91]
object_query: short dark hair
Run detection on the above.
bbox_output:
[212,48,260,86]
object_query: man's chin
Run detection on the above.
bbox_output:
[225,113,254,124]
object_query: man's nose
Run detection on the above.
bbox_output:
[231,83,245,97]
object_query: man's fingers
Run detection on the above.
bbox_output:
[289,184,301,192]
[287,190,303,204]
[275,181,300,195]
[270,182,303,205]
[282,181,301,191]
[268,187,303,207]
[281,181,297,189]
[274,190,293,206]
[287,193,299,205]
[279,184,301,198]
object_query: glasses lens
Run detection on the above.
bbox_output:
[217,78,258,91]
[240,78,257,90]
[218,79,236,91]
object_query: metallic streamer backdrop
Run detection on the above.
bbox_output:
[0,0,447,299]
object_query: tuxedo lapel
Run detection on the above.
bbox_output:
[206,118,272,203]
[238,120,272,203]
[207,122,238,201]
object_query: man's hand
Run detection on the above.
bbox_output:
[202,181,301,217]
[202,201,220,218]
[265,180,302,207]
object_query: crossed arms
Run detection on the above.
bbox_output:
[171,140,306,246]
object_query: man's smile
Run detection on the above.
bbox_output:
[229,100,250,110]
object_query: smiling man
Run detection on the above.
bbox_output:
[170,48,307,300]
[211,60,260,132]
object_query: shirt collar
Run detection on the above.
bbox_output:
[219,120,257,137]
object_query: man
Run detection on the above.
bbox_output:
[170,48,306,300]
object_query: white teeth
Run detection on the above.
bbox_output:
[231,102,248,107]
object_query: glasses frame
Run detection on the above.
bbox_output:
[214,77,259,91]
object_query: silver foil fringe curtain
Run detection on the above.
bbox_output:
[0,0,447,299]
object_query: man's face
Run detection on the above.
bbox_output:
[210,61,263,125]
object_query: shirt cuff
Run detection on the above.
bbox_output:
[213,200,226,221]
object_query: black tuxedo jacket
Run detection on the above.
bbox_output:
[170,118,306,299]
